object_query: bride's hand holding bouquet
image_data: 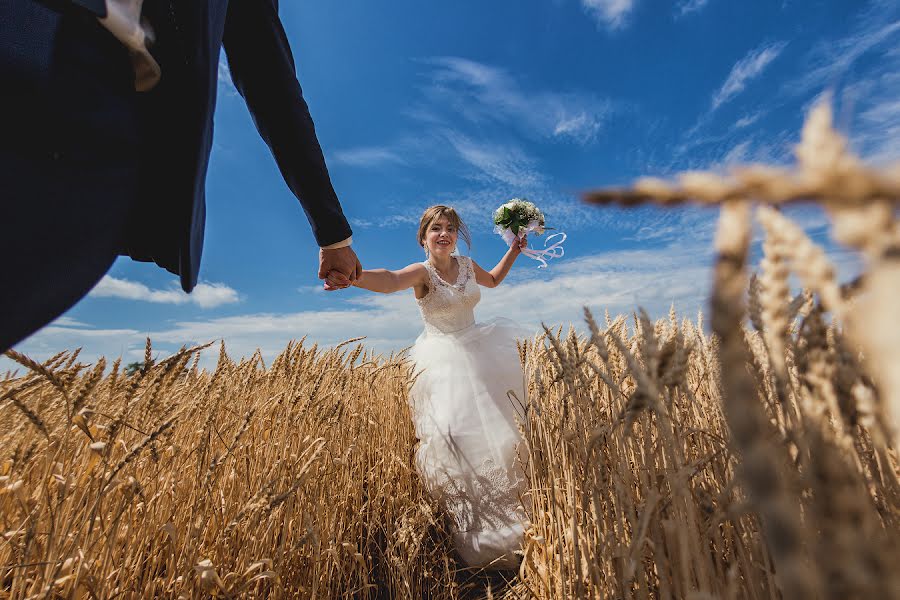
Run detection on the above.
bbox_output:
[493,198,565,268]
[510,234,528,255]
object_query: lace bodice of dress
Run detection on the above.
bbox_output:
[416,256,481,334]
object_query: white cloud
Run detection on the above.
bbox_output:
[676,136,768,174]
[790,16,900,97]
[733,111,764,129]
[779,205,832,234]
[332,147,406,168]
[350,214,421,229]
[675,40,788,168]
[855,93,900,164]
[582,0,636,30]
[690,127,796,173]
[721,140,751,167]
[443,132,545,188]
[217,56,238,97]
[619,205,719,244]
[90,276,240,309]
[712,41,788,110]
[337,58,612,211]
[553,112,604,141]
[783,3,900,165]
[677,2,899,171]
[54,316,91,328]
[838,53,900,166]
[189,283,242,309]
[423,57,613,144]
[675,0,709,19]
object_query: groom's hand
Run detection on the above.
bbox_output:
[324,269,352,290]
[319,246,361,291]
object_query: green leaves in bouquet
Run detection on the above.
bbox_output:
[495,206,527,235]
[510,217,523,236]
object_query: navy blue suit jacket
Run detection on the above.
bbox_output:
[3,0,353,293]
[134,0,352,292]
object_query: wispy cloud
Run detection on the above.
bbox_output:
[691,127,796,173]
[350,213,421,229]
[327,57,612,196]
[674,42,786,165]
[332,146,406,168]
[774,2,900,165]
[217,56,238,97]
[443,132,545,188]
[674,0,709,19]
[854,90,900,164]
[553,113,603,141]
[790,8,900,97]
[54,316,91,328]
[680,1,898,170]
[712,41,788,110]
[720,140,751,167]
[422,57,613,144]
[619,205,719,244]
[733,111,765,129]
[581,0,636,30]
[89,276,240,309]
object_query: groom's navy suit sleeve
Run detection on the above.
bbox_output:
[222,0,352,247]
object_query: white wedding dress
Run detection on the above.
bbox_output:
[409,255,530,570]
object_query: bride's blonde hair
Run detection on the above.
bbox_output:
[417,205,471,251]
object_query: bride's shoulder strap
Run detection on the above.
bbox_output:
[421,259,436,280]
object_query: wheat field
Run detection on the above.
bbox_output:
[2,103,899,598]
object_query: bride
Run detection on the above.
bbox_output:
[325,205,530,569]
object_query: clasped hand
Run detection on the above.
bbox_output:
[319,246,361,291]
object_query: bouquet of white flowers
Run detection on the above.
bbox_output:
[493,198,545,237]
[493,198,565,268]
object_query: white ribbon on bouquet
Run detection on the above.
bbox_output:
[495,220,567,269]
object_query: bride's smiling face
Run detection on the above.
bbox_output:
[425,217,458,257]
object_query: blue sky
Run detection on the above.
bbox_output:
[6,0,898,371]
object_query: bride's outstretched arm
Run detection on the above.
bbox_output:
[473,236,526,288]
[327,263,427,294]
